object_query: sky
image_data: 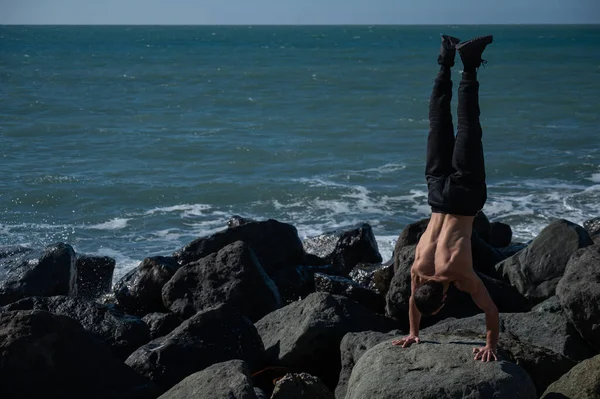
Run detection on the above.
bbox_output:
[1,0,599,25]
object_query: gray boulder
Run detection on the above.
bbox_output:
[314,273,384,314]
[583,217,600,237]
[344,333,536,399]
[495,219,593,304]
[541,354,600,399]
[489,221,513,248]
[0,310,156,399]
[174,219,305,275]
[162,241,282,321]
[303,223,382,275]
[255,292,395,389]
[125,304,264,393]
[2,295,150,360]
[114,256,180,316]
[158,360,258,399]
[557,244,600,352]
[72,254,115,299]
[142,312,184,340]
[271,373,334,399]
[0,243,76,306]
[336,330,403,399]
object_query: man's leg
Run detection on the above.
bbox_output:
[425,35,460,181]
[450,36,494,213]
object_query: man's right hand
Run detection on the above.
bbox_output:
[392,335,420,348]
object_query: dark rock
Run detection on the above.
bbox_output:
[2,295,150,360]
[254,388,269,399]
[344,332,536,399]
[473,211,491,243]
[489,221,513,248]
[142,313,184,340]
[594,235,600,245]
[541,354,600,399]
[174,219,305,275]
[557,244,600,352]
[371,261,395,296]
[495,219,593,304]
[303,223,382,275]
[497,242,528,258]
[125,304,264,393]
[349,260,394,295]
[158,360,258,399]
[228,215,256,228]
[0,310,156,399]
[269,265,318,303]
[163,241,282,321]
[0,243,76,306]
[114,256,180,316]
[271,373,334,399]
[255,292,396,389]
[422,310,594,361]
[532,295,562,313]
[72,254,115,300]
[583,217,600,237]
[314,273,385,314]
[498,333,576,396]
[392,218,429,274]
[336,330,403,399]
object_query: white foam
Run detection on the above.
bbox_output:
[146,203,212,216]
[87,218,130,230]
[589,173,600,183]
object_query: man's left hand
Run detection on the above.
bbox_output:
[473,346,497,362]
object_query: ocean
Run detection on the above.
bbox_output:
[1,25,599,281]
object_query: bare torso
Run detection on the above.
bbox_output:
[412,213,475,290]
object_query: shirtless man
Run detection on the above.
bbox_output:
[391,35,499,362]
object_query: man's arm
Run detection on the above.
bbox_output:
[392,271,422,347]
[467,274,499,361]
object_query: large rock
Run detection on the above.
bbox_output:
[174,219,305,275]
[303,223,382,275]
[495,219,593,304]
[72,254,115,299]
[162,241,282,321]
[314,273,385,314]
[158,360,258,399]
[114,256,180,316]
[583,217,600,237]
[348,260,394,296]
[142,312,184,340]
[336,330,403,399]
[0,310,156,399]
[541,354,600,399]
[557,244,600,352]
[271,373,334,399]
[255,292,395,389]
[269,264,324,303]
[344,332,536,399]
[2,295,150,360]
[489,221,513,248]
[126,304,264,393]
[0,243,76,305]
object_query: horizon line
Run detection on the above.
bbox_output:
[2,22,600,26]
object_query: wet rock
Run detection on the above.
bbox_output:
[557,244,600,352]
[583,217,600,237]
[0,243,76,306]
[268,265,321,304]
[489,221,513,248]
[2,295,150,360]
[126,304,264,393]
[314,273,385,314]
[114,256,180,316]
[344,332,536,399]
[303,223,382,275]
[541,354,600,399]
[174,219,305,275]
[158,360,258,399]
[255,292,396,389]
[227,215,256,228]
[336,330,403,399]
[162,241,282,321]
[0,310,156,399]
[72,254,115,300]
[495,219,593,304]
[142,312,184,340]
[271,373,334,399]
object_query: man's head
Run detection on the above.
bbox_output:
[414,280,446,316]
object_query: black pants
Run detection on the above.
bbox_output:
[426,67,487,216]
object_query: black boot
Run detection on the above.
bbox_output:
[456,35,493,71]
[438,34,461,68]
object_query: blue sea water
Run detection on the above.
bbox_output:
[1,25,599,280]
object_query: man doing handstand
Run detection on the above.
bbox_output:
[391,35,499,362]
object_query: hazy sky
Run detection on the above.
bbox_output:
[1,0,599,25]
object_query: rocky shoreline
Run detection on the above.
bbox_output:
[1,213,599,399]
